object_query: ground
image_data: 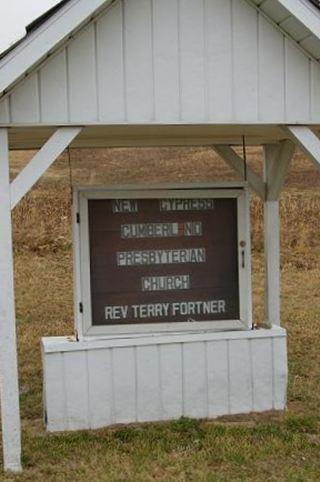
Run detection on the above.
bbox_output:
[0,146,320,481]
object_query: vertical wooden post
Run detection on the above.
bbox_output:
[0,128,22,472]
[263,145,280,327]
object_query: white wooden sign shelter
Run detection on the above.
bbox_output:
[1,0,320,473]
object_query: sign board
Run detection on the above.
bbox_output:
[75,186,252,337]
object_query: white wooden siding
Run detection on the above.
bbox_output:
[42,327,288,432]
[1,0,319,126]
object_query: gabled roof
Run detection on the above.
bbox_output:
[0,0,114,96]
[251,0,320,59]
[0,0,72,62]
[1,0,320,100]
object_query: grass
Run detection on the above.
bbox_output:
[1,146,320,481]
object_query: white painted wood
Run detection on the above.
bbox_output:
[43,353,66,432]
[179,0,206,121]
[213,146,266,200]
[136,345,161,422]
[152,0,180,121]
[64,351,89,430]
[182,342,207,418]
[283,125,320,170]
[0,0,111,95]
[229,339,253,414]
[276,0,320,40]
[205,0,233,122]
[207,340,229,417]
[1,0,319,106]
[263,145,281,327]
[72,190,83,340]
[273,336,288,410]
[0,128,22,473]
[112,347,137,423]
[233,0,258,121]
[267,140,295,200]
[87,349,113,429]
[251,338,273,412]
[238,188,253,330]
[42,325,287,353]
[159,344,183,420]
[39,49,68,123]
[76,186,251,337]
[258,14,285,121]
[42,327,288,431]
[10,127,82,209]
[0,98,10,123]
[96,1,125,122]
[124,0,154,122]
[311,62,320,121]
[10,74,40,123]
[285,40,310,120]
[68,25,98,121]
[1,0,319,125]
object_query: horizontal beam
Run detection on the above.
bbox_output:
[283,126,320,171]
[10,127,82,209]
[213,145,266,200]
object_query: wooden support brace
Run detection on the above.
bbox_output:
[0,128,22,473]
[213,145,266,200]
[10,127,82,210]
[283,126,320,171]
[267,140,295,201]
[263,141,294,327]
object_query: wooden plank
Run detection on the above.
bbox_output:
[267,140,295,201]
[39,49,68,123]
[124,0,153,122]
[0,129,22,473]
[0,0,110,95]
[258,14,285,121]
[68,24,98,121]
[112,347,137,423]
[10,127,82,209]
[283,126,320,171]
[96,1,125,122]
[207,340,229,417]
[232,0,258,121]
[273,336,288,410]
[251,339,273,412]
[153,0,180,121]
[205,0,232,122]
[229,339,253,414]
[0,98,10,123]
[64,351,89,430]
[264,144,281,327]
[311,62,320,122]
[87,349,113,429]
[179,0,206,121]
[285,40,310,121]
[213,145,266,200]
[136,345,161,422]
[43,353,67,432]
[182,342,207,418]
[10,74,40,123]
[159,344,183,420]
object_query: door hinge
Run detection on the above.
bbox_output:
[79,302,83,314]
[76,212,80,224]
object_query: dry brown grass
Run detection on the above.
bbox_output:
[1,146,319,481]
[11,146,320,266]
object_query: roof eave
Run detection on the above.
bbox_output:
[277,0,320,38]
[0,0,113,97]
